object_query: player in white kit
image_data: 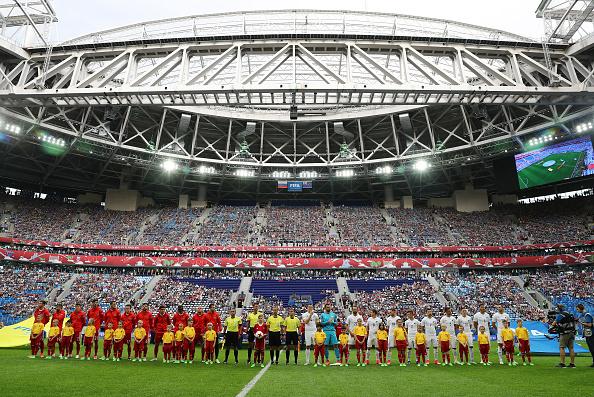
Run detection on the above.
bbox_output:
[365,309,382,364]
[457,308,475,364]
[385,308,401,364]
[404,310,421,364]
[345,307,364,346]
[492,305,510,365]
[420,308,439,364]
[301,305,319,365]
[440,307,458,363]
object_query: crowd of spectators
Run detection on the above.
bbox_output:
[2,196,591,247]
[62,273,150,312]
[146,277,233,314]
[141,207,201,245]
[191,205,257,245]
[332,205,393,246]
[524,267,594,303]
[260,205,329,246]
[436,271,544,320]
[77,207,150,244]
[350,280,443,318]
[0,264,70,323]
[10,199,79,241]
[388,208,453,246]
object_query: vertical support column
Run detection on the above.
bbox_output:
[384,184,394,203]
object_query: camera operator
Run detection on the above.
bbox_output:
[576,304,594,367]
[551,304,576,368]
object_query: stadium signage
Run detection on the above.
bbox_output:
[0,248,592,269]
[0,237,592,254]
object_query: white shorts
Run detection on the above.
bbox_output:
[464,332,474,344]
[407,336,416,349]
[388,335,395,348]
[425,335,438,348]
[367,335,378,348]
[450,334,458,348]
[496,330,504,344]
[348,334,357,345]
[304,330,315,346]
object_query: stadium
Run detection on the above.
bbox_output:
[0,0,593,396]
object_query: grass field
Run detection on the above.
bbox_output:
[517,151,585,189]
[2,342,593,397]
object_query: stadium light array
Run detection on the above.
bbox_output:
[37,133,66,147]
[197,165,216,174]
[272,170,291,179]
[161,159,178,172]
[1,122,21,134]
[235,168,255,177]
[299,170,318,179]
[527,133,555,147]
[375,165,393,175]
[412,159,431,172]
[576,121,593,133]
[336,169,355,178]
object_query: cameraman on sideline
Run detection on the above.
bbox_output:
[576,304,594,367]
[551,304,576,368]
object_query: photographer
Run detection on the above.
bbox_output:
[551,304,576,368]
[576,304,594,367]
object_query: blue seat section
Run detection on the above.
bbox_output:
[172,278,241,291]
[347,278,418,292]
[250,279,338,306]
[552,295,594,316]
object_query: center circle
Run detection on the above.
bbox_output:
[542,160,556,167]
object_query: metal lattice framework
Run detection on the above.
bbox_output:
[0,10,593,200]
[537,0,594,43]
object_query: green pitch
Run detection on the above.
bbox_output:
[1,343,593,397]
[517,151,586,189]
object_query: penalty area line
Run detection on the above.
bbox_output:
[235,358,274,397]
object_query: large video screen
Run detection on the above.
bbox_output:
[515,136,594,189]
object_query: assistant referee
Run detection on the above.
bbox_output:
[283,307,301,365]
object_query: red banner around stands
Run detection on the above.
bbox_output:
[0,236,592,254]
[1,248,593,269]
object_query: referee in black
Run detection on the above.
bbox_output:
[283,307,301,365]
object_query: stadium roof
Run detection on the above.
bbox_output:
[59,10,535,47]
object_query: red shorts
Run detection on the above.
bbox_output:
[175,341,184,350]
[255,338,266,351]
[62,335,72,347]
[519,339,530,354]
[395,339,407,351]
[440,341,450,352]
[73,330,82,341]
[504,340,514,353]
[355,338,366,350]
[114,340,124,350]
[205,340,215,353]
[378,339,388,352]
[459,344,469,353]
[123,330,132,344]
[154,332,164,344]
[416,343,427,355]
[48,336,59,348]
[195,334,204,345]
[339,344,350,354]
[134,337,146,350]
[83,336,93,346]
[104,339,112,349]
[163,343,173,353]
[479,343,490,355]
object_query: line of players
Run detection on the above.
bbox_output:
[28,299,533,367]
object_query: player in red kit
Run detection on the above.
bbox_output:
[69,303,86,358]
[203,303,222,363]
[33,299,51,326]
[104,301,121,331]
[192,307,206,361]
[51,303,66,356]
[51,303,66,330]
[121,304,136,359]
[86,299,104,359]
[136,303,153,359]
[152,305,171,361]
[173,305,189,330]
